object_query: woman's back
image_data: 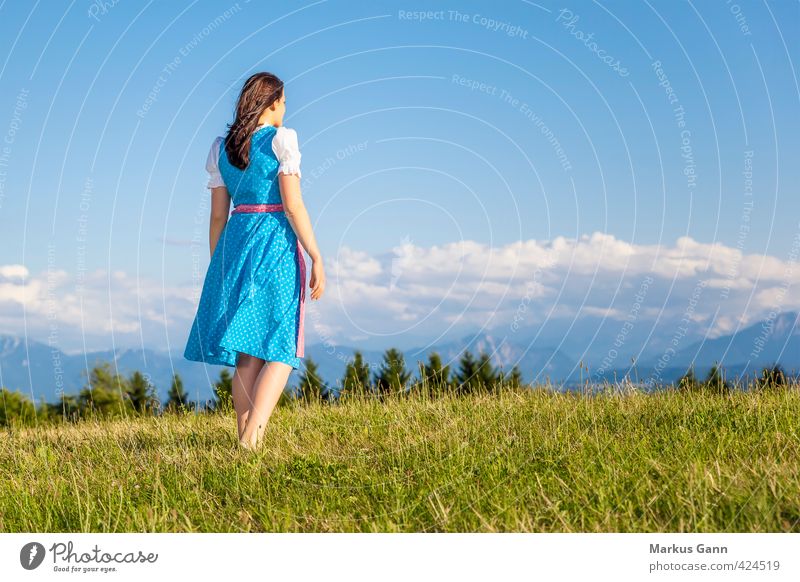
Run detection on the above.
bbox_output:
[209,124,302,206]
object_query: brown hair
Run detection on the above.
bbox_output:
[223,72,284,170]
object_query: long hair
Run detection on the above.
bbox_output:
[223,72,284,170]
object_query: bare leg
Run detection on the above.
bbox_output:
[233,353,265,440]
[239,361,293,449]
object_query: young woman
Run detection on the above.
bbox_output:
[184,72,325,451]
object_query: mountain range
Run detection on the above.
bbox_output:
[1,311,797,404]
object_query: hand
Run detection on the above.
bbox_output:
[309,258,326,300]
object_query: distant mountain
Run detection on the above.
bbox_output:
[1,311,797,404]
[669,311,800,369]
[0,333,577,403]
[594,311,800,386]
[0,337,227,406]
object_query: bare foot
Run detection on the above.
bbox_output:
[238,438,257,451]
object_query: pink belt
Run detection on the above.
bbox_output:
[231,203,306,358]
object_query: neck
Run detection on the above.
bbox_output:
[258,115,277,128]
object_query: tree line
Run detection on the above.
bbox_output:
[0,347,793,427]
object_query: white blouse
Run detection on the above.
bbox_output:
[205,125,302,189]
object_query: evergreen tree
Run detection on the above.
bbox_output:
[0,388,37,427]
[702,363,731,395]
[756,363,788,391]
[297,358,328,403]
[166,373,191,412]
[341,350,371,397]
[454,349,480,394]
[44,393,81,423]
[502,364,525,390]
[210,369,234,411]
[373,348,412,398]
[78,362,134,418]
[419,351,451,396]
[677,366,700,392]
[126,371,159,414]
[476,351,500,392]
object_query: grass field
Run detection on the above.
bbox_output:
[2,385,798,532]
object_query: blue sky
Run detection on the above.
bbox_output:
[0,0,798,355]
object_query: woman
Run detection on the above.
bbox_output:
[184,72,325,451]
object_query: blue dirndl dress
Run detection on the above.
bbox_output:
[184,124,306,369]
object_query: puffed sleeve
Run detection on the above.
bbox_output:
[205,136,225,189]
[271,126,302,178]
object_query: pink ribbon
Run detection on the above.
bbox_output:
[231,203,306,358]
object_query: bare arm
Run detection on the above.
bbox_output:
[209,186,231,257]
[278,172,325,300]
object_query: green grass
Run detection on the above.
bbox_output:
[1,385,799,532]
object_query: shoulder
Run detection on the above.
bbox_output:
[271,126,300,155]
[275,125,298,140]
[270,126,302,177]
[205,136,226,188]
[207,136,224,161]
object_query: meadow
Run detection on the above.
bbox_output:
[2,381,798,533]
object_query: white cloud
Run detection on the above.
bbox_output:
[0,266,193,351]
[1,232,798,351]
[0,265,28,279]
